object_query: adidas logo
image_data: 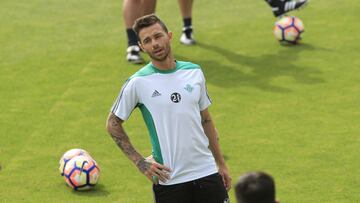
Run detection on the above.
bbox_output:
[152,90,161,97]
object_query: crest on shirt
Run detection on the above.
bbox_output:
[184,84,194,93]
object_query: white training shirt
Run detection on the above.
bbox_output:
[111,61,218,185]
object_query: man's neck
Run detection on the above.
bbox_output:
[151,55,176,70]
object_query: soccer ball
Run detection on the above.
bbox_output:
[273,16,304,44]
[63,155,100,190]
[59,148,92,176]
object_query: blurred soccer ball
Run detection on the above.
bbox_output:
[59,148,92,176]
[274,16,304,44]
[63,155,100,190]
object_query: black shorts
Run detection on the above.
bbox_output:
[153,173,229,203]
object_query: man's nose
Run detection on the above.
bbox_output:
[152,39,159,48]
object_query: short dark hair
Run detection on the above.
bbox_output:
[235,172,276,203]
[132,14,168,38]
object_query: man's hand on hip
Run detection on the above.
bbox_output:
[136,158,172,184]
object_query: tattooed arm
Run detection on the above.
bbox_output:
[200,108,232,190]
[106,112,171,183]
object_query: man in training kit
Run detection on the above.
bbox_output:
[235,171,279,203]
[107,14,231,203]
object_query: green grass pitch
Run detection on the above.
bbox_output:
[1,0,359,202]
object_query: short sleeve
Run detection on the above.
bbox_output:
[198,70,212,111]
[111,79,138,120]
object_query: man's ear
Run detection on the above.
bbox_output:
[138,41,145,52]
[168,31,173,40]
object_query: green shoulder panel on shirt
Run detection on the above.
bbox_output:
[128,61,201,79]
[128,63,157,80]
[176,60,201,71]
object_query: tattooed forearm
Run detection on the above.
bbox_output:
[107,113,143,165]
[136,158,151,173]
[111,130,138,157]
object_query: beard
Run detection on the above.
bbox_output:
[149,45,171,61]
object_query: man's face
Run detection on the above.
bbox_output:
[138,23,172,61]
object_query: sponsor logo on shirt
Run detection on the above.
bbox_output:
[152,90,162,97]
